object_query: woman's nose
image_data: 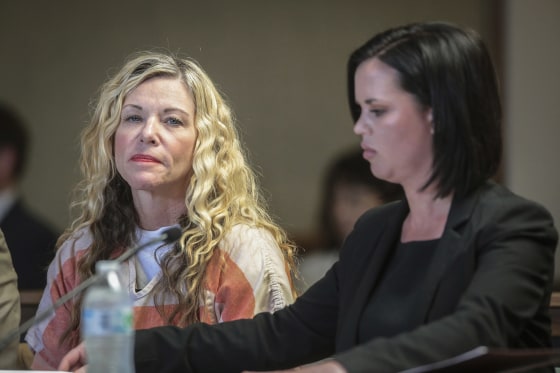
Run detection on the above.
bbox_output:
[353,111,372,136]
[140,117,158,144]
[353,117,365,136]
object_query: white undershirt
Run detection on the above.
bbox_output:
[134,224,178,288]
[0,187,17,222]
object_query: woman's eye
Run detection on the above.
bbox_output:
[124,115,142,123]
[370,109,385,117]
[165,117,184,126]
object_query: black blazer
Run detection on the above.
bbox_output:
[0,199,58,289]
[135,182,558,373]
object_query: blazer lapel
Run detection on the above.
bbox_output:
[413,188,481,323]
[337,202,408,350]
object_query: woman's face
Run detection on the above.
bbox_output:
[353,58,433,189]
[114,76,197,199]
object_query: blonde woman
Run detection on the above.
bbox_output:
[26,51,297,370]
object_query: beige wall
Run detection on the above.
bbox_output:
[503,0,560,286]
[0,0,501,238]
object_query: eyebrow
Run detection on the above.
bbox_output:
[163,108,190,117]
[122,104,191,117]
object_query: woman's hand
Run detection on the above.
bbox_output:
[243,360,347,373]
[58,342,88,372]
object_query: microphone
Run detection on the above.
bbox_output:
[0,226,182,351]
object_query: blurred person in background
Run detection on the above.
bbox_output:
[0,102,59,291]
[297,148,402,291]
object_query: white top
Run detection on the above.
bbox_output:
[0,188,17,222]
[134,225,177,288]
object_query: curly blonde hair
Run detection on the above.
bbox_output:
[59,51,297,346]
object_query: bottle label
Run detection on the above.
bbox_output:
[83,307,133,336]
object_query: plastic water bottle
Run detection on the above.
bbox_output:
[81,260,134,373]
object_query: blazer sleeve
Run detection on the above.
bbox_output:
[333,191,558,372]
[0,229,20,369]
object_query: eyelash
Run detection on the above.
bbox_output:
[124,115,142,122]
[370,109,385,117]
[165,117,183,126]
[123,115,184,126]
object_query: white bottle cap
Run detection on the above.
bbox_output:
[95,260,121,274]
